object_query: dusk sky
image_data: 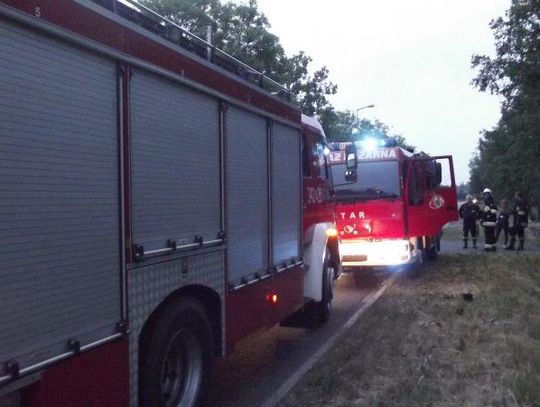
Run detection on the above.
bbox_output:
[255,0,510,184]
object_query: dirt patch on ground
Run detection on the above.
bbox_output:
[280,226,540,406]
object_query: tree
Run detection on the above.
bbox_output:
[457,183,469,201]
[143,0,413,151]
[471,0,540,208]
[143,0,336,116]
[319,107,415,150]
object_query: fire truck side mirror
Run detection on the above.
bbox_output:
[344,144,358,182]
[345,144,357,170]
[344,169,357,182]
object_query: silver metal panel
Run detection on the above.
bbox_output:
[128,249,225,405]
[131,70,221,252]
[0,2,301,132]
[226,107,269,283]
[0,19,120,376]
[272,124,302,263]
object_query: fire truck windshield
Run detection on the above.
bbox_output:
[333,160,400,200]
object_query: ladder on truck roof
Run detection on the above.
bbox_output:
[89,0,291,100]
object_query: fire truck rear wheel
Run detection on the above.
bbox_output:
[316,251,333,324]
[139,297,214,407]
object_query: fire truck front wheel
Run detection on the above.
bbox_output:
[427,237,440,260]
[408,243,426,279]
[139,297,214,407]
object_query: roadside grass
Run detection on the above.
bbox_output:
[280,235,540,406]
[442,221,464,241]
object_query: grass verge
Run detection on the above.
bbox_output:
[280,250,540,406]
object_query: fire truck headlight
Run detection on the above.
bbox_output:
[381,241,411,264]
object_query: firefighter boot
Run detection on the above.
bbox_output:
[463,239,468,249]
[472,239,477,249]
[517,239,525,251]
[505,238,515,250]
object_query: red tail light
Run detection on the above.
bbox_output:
[266,293,278,304]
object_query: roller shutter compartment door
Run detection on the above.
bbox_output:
[130,70,221,253]
[226,107,268,285]
[272,124,301,263]
[0,19,120,376]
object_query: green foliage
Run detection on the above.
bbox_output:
[142,0,413,150]
[319,107,415,150]
[470,0,540,208]
[143,0,336,116]
[457,183,468,200]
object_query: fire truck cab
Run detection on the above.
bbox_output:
[301,115,341,322]
[329,142,458,270]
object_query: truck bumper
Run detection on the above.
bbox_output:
[340,239,417,267]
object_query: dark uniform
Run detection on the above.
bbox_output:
[496,202,511,246]
[459,200,480,248]
[481,193,498,251]
[506,195,529,251]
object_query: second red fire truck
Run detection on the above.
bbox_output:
[329,140,458,272]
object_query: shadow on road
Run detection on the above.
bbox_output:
[348,269,392,290]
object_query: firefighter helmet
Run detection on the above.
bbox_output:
[482,188,492,194]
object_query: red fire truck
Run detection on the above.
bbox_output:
[329,141,458,271]
[0,1,339,406]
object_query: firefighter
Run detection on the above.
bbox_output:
[505,191,529,251]
[496,198,511,247]
[459,194,481,249]
[480,188,498,251]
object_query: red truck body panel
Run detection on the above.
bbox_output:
[336,199,405,239]
[21,340,129,407]
[225,266,303,353]
[302,119,335,236]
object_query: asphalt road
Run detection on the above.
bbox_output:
[209,269,393,407]
[209,223,539,406]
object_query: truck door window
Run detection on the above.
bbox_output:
[435,158,453,187]
[409,161,424,206]
[334,160,400,199]
[313,142,327,180]
[425,160,438,189]
[401,161,409,192]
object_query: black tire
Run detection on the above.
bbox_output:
[315,251,333,324]
[139,297,214,407]
[427,237,439,260]
[427,246,438,260]
[408,244,426,279]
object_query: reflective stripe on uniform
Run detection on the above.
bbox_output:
[483,221,497,227]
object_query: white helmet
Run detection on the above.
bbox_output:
[483,188,492,194]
